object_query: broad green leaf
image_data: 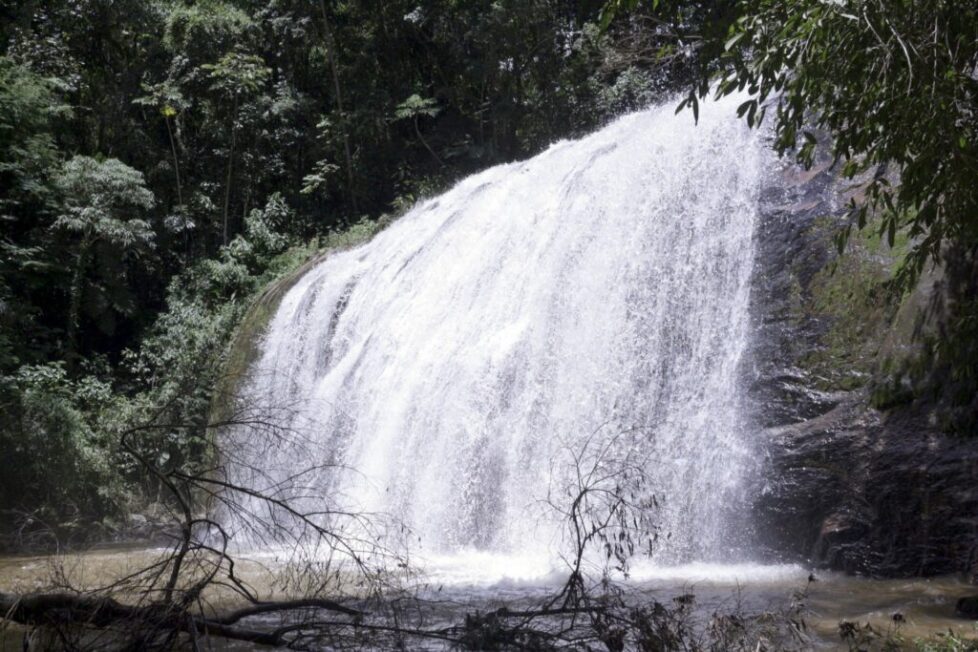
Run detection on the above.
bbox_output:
[725,32,745,51]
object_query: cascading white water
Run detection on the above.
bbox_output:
[227,93,768,569]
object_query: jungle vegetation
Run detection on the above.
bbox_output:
[0,0,975,560]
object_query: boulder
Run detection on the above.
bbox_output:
[956,596,978,619]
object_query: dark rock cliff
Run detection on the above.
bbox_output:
[745,147,978,580]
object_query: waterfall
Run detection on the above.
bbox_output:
[227,93,768,568]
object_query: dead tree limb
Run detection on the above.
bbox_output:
[0,591,364,647]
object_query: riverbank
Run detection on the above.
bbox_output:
[2,548,976,650]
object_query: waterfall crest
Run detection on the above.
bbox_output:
[227,94,767,565]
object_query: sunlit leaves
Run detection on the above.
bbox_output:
[202,52,271,100]
[0,58,67,211]
[163,0,254,57]
[53,156,156,247]
[134,80,187,115]
[394,94,441,121]
[52,156,156,344]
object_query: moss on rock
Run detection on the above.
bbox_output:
[797,217,921,395]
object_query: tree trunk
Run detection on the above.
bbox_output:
[223,98,237,246]
[318,0,359,215]
[66,239,92,363]
[415,116,444,167]
[165,115,183,208]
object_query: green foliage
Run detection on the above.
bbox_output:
[0,191,314,543]
[597,66,662,115]
[394,94,441,121]
[838,619,978,652]
[0,57,65,213]
[805,252,893,392]
[603,0,977,286]
[202,51,270,100]
[709,0,978,429]
[913,629,978,652]
[0,58,67,371]
[123,193,307,480]
[711,1,977,290]
[53,156,156,245]
[53,156,156,352]
[163,0,254,58]
[320,216,392,251]
[0,362,128,537]
[134,80,188,119]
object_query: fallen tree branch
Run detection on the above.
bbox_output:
[212,597,364,623]
[0,591,363,648]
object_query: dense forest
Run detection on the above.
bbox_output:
[1,0,978,648]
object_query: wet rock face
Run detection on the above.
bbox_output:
[744,152,978,579]
[752,395,978,578]
[748,148,849,428]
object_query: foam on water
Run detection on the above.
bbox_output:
[416,553,806,591]
[626,560,809,585]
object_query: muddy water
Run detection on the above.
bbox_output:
[803,573,975,643]
[1,548,975,650]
